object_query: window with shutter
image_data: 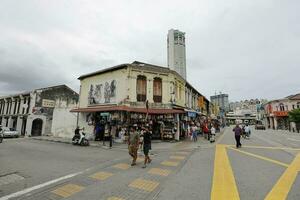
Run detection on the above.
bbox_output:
[153,78,162,103]
[136,75,147,102]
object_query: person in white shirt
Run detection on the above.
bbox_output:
[244,124,251,138]
[210,126,216,143]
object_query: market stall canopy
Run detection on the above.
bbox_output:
[70,105,185,114]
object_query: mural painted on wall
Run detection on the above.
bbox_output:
[88,80,116,105]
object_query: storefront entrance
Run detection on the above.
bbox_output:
[31,118,43,136]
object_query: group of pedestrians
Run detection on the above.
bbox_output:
[128,124,152,168]
[188,122,217,143]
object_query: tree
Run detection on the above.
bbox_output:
[289,109,300,132]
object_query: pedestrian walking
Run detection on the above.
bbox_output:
[142,125,152,168]
[94,122,101,141]
[245,124,251,138]
[128,125,140,166]
[191,123,197,142]
[210,125,216,143]
[233,124,242,148]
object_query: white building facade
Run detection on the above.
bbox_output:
[0,85,79,138]
[167,29,186,80]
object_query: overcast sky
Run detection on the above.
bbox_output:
[0,0,299,101]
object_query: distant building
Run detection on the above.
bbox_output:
[226,99,267,124]
[210,94,229,113]
[167,29,186,80]
[264,93,300,131]
[0,85,79,138]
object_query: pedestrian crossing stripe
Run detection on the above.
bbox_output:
[136,157,144,163]
[129,178,159,192]
[51,184,84,198]
[161,161,180,167]
[89,172,114,181]
[170,155,185,160]
[107,197,124,200]
[175,151,190,155]
[148,168,171,176]
[112,163,130,170]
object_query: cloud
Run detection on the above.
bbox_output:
[0,0,299,101]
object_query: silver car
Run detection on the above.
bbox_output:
[1,127,20,138]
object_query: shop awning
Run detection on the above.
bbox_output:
[70,105,185,115]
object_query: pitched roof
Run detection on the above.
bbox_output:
[287,93,300,100]
[78,64,129,80]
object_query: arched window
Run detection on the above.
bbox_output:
[279,103,285,111]
[136,75,147,102]
[297,102,300,109]
[153,78,162,103]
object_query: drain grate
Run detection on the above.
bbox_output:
[0,173,25,186]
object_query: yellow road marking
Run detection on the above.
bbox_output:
[112,163,130,170]
[227,145,300,151]
[265,152,300,200]
[52,184,84,198]
[148,168,171,176]
[161,161,180,167]
[129,178,159,192]
[216,130,226,144]
[170,155,185,160]
[228,147,289,168]
[89,172,114,181]
[211,144,240,200]
[107,197,124,200]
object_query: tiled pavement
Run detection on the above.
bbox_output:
[13,148,195,200]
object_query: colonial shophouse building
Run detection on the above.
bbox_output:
[71,61,210,141]
[0,85,79,137]
[264,93,300,131]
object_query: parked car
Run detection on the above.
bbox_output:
[255,120,266,130]
[0,127,20,138]
[0,126,3,143]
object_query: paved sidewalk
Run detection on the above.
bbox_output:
[29,129,224,151]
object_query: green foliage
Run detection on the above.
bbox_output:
[289,109,300,123]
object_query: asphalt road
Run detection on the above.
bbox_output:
[0,127,299,200]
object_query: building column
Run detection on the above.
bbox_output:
[274,117,278,130]
[25,117,33,136]
[11,98,15,115]
[269,117,274,129]
[175,114,180,141]
[7,116,13,128]
[3,99,8,115]
[20,96,25,114]
[1,117,6,127]
[16,116,23,134]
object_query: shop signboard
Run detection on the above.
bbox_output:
[188,112,196,118]
[42,99,55,108]
[273,111,288,117]
[100,112,110,117]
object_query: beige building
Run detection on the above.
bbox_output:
[72,61,186,140]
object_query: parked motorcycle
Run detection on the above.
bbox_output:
[72,127,89,146]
